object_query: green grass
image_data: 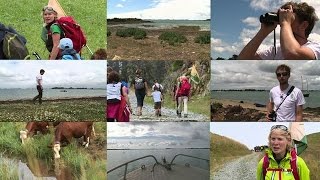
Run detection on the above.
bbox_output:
[0,122,106,179]
[115,28,147,39]
[145,92,210,118]
[194,32,210,44]
[0,155,19,180]
[300,132,320,180]
[210,133,251,175]
[158,32,187,45]
[0,0,106,60]
[0,98,105,121]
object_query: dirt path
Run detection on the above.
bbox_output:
[128,93,207,121]
[211,153,260,180]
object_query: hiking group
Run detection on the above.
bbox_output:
[106,67,193,122]
[0,5,87,60]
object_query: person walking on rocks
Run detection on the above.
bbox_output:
[175,76,191,118]
[133,69,148,116]
[32,69,45,105]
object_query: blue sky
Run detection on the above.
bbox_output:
[107,122,209,149]
[211,0,320,59]
[0,61,106,89]
[108,0,210,20]
[210,122,320,149]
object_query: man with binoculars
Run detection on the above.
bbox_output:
[266,64,305,122]
[238,2,320,60]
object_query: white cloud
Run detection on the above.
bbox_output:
[242,17,260,27]
[116,3,124,8]
[108,0,210,20]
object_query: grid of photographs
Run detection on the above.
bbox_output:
[1,0,320,180]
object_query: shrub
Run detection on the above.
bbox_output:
[107,30,111,37]
[194,33,210,44]
[158,32,187,45]
[115,28,147,39]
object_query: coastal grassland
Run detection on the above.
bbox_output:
[300,132,320,180]
[0,122,106,179]
[144,92,210,118]
[0,0,106,60]
[107,25,210,60]
[0,98,105,122]
[210,133,251,175]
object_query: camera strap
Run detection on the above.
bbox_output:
[273,29,276,59]
[275,85,295,113]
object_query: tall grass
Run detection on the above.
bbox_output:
[0,155,19,180]
[300,132,320,180]
[210,133,251,175]
[0,122,106,179]
[0,0,106,60]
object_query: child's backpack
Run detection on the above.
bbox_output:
[262,149,299,180]
[55,16,87,53]
[134,77,145,90]
[0,23,30,59]
[61,49,81,60]
[178,80,191,96]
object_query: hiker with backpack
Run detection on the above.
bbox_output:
[107,71,132,122]
[175,76,191,118]
[256,125,310,180]
[151,85,163,117]
[266,64,305,122]
[41,6,86,60]
[133,69,148,116]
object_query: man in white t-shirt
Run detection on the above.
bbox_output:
[238,2,320,60]
[32,69,45,105]
[266,64,305,122]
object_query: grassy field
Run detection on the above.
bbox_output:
[300,132,320,180]
[0,98,105,121]
[0,0,106,60]
[144,92,210,118]
[0,122,106,179]
[210,133,252,175]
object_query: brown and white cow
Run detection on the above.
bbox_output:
[53,122,94,159]
[20,122,50,144]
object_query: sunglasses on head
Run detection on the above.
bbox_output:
[43,6,55,12]
[271,125,288,132]
[276,72,289,77]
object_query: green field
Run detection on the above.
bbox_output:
[0,98,105,121]
[0,0,106,60]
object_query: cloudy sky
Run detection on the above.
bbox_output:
[0,61,106,89]
[107,0,210,20]
[211,60,320,90]
[210,122,320,149]
[211,0,320,59]
[107,122,209,149]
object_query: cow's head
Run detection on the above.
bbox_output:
[53,143,61,159]
[20,130,28,144]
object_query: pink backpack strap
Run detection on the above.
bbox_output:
[262,153,269,180]
[290,149,300,180]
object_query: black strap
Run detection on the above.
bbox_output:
[275,85,295,113]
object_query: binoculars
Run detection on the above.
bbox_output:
[260,12,279,24]
[268,111,277,122]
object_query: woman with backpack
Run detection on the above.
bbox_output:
[175,76,191,118]
[256,125,310,180]
[134,69,148,116]
[107,71,132,122]
[41,6,63,60]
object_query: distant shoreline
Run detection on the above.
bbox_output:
[0,96,105,104]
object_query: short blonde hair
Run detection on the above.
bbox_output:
[268,128,292,151]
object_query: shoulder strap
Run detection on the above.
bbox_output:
[262,154,269,180]
[290,149,300,180]
[275,86,295,113]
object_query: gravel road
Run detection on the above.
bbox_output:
[211,153,261,180]
[128,93,208,121]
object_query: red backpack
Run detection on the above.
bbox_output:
[178,80,191,96]
[56,16,87,53]
[262,149,299,180]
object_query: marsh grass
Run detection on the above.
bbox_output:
[0,0,106,60]
[0,122,106,179]
[0,155,19,180]
[0,98,105,121]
